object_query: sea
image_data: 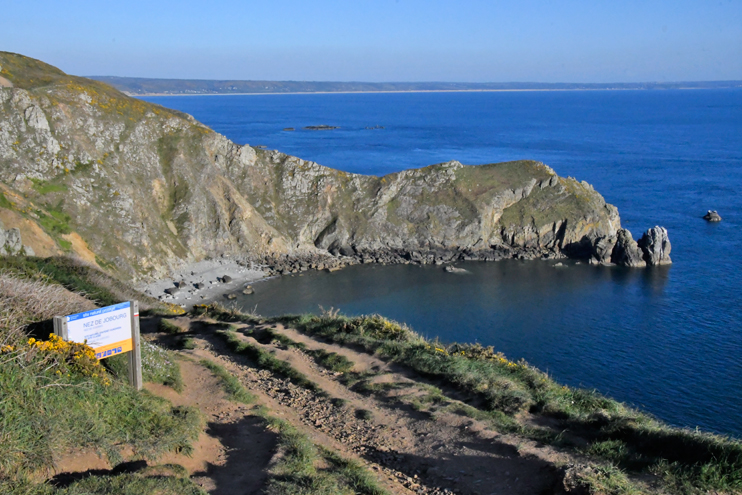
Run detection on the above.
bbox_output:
[143,89,742,437]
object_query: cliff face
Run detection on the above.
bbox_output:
[0,52,665,281]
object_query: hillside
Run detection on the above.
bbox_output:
[1,52,670,282]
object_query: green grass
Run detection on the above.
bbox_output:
[35,208,71,235]
[262,416,388,495]
[199,359,256,404]
[159,318,185,334]
[0,471,207,494]
[30,178,68,195]
[216,329,322,393]
[0,348,201,480]
[0,192,13,209]
[104,340,183,392]
[261,327,306,350]
[309,349,354,373]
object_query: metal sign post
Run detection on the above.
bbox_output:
[54,300,142,390]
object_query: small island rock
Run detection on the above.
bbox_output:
[703,210,722,222]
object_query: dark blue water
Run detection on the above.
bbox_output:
[144,90,742,437]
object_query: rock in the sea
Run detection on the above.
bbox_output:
[703,210,722,222]
[443,265,469,274]
[591,235,618,264]
[225,293,237,300]
[638,226,672,265]
[611,229,646,267]
[222,275,233,283]
[242,286,254,295]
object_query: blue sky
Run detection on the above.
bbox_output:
[2,0,741,82]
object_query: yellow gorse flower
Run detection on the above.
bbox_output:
[25,334,111,386]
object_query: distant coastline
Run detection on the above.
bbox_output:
[89,76,742,97]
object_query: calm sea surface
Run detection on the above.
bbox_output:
[144,90,742,436]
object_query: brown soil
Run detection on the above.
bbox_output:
[52,314,592,494]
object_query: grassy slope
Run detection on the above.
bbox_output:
[0,256,201,493]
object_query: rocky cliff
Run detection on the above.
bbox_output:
[0,52,669,281]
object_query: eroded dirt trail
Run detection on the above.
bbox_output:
[180,318,571,495]
[146,358,277,494]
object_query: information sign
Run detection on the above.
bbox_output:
[65,302,133,359]
[54,300,142,390]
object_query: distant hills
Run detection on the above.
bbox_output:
[89,76,742,96]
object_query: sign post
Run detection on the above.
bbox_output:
[53,300,142,390]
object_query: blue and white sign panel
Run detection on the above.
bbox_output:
[66,302,133,359]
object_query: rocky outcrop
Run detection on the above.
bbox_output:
[703,210,722,222]
[0,219,34,256]
[638,226,672,266]
[610,229,646,267]
[0,52,670,279]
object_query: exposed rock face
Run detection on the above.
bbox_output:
[638,226,672,266]
[0,52,669,279]
[0,219,33,255]
[610,229,646,267]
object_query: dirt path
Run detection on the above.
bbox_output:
[179,318,572,495]
[146,358,277,494]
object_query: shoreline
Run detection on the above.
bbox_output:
[138,258,268,309]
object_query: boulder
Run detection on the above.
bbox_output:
[611,229,646,267]
[703,210,722,222]
[164,287,180,295]
[222,275,233,283]
[193,282,205,290]
[2,228,22,255]
[638,226,672,265]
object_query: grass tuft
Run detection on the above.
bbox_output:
[216,329,322,393]
[199,359,256,404]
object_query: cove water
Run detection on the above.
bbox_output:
[143,90,742,437]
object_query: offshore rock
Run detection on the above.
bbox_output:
[703,210,722,222]
[638,226,672,265]
[610,229,646,268]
